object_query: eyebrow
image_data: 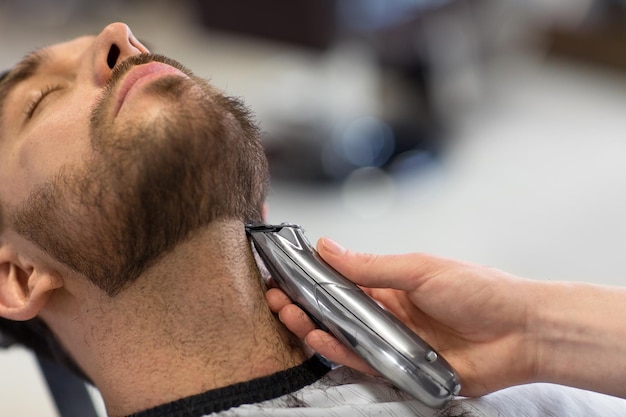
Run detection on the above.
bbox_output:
[0,49,51,123]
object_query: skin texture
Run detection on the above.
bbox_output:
[2,39,267,297]
[267,237,626,399]
[0,23,303,416]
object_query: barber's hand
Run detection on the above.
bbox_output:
[266,238,540,397]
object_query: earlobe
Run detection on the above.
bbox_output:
[0,245,62,321]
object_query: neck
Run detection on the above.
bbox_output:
[41,220,305,417]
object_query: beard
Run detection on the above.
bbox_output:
[11,54,269,296]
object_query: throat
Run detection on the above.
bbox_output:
[92,300,306,417]
[46,223,307,417]
[91,280,306,416]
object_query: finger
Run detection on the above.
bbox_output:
[317,237,442,292]
[265,288,291,313]
[305,330,378,376]
[277,304,318,340]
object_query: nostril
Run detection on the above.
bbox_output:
[107,44,121,69]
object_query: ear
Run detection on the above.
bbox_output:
[0,245,63,321]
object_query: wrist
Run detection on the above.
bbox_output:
[530,281,626,396]
[526,280,565,384]
[515,279,549,386]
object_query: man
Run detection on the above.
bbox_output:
[0,22,625,417]
[0,22,317,416]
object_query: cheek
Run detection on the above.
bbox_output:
[23,116,89,165]
[14,99,93,199]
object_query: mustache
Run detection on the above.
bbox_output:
[107,53,195,90]
[89,53,198,136]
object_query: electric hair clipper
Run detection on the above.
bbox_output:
[246,223,461,409]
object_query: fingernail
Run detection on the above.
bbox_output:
[321,237,346,256]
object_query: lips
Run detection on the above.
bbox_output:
[114,62,189,116]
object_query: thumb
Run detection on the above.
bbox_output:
[316,237,429,292]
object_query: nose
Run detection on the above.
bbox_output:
[92,22,149,86]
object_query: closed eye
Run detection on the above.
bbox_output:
[25,84,63,119]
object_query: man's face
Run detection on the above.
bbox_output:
[0,26,184,204]
[0,23,268,295]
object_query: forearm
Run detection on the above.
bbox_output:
[531,280,626,397]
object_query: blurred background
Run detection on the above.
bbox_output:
[2,0,626,415]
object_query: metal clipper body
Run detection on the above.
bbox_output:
[246,223,461,409]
